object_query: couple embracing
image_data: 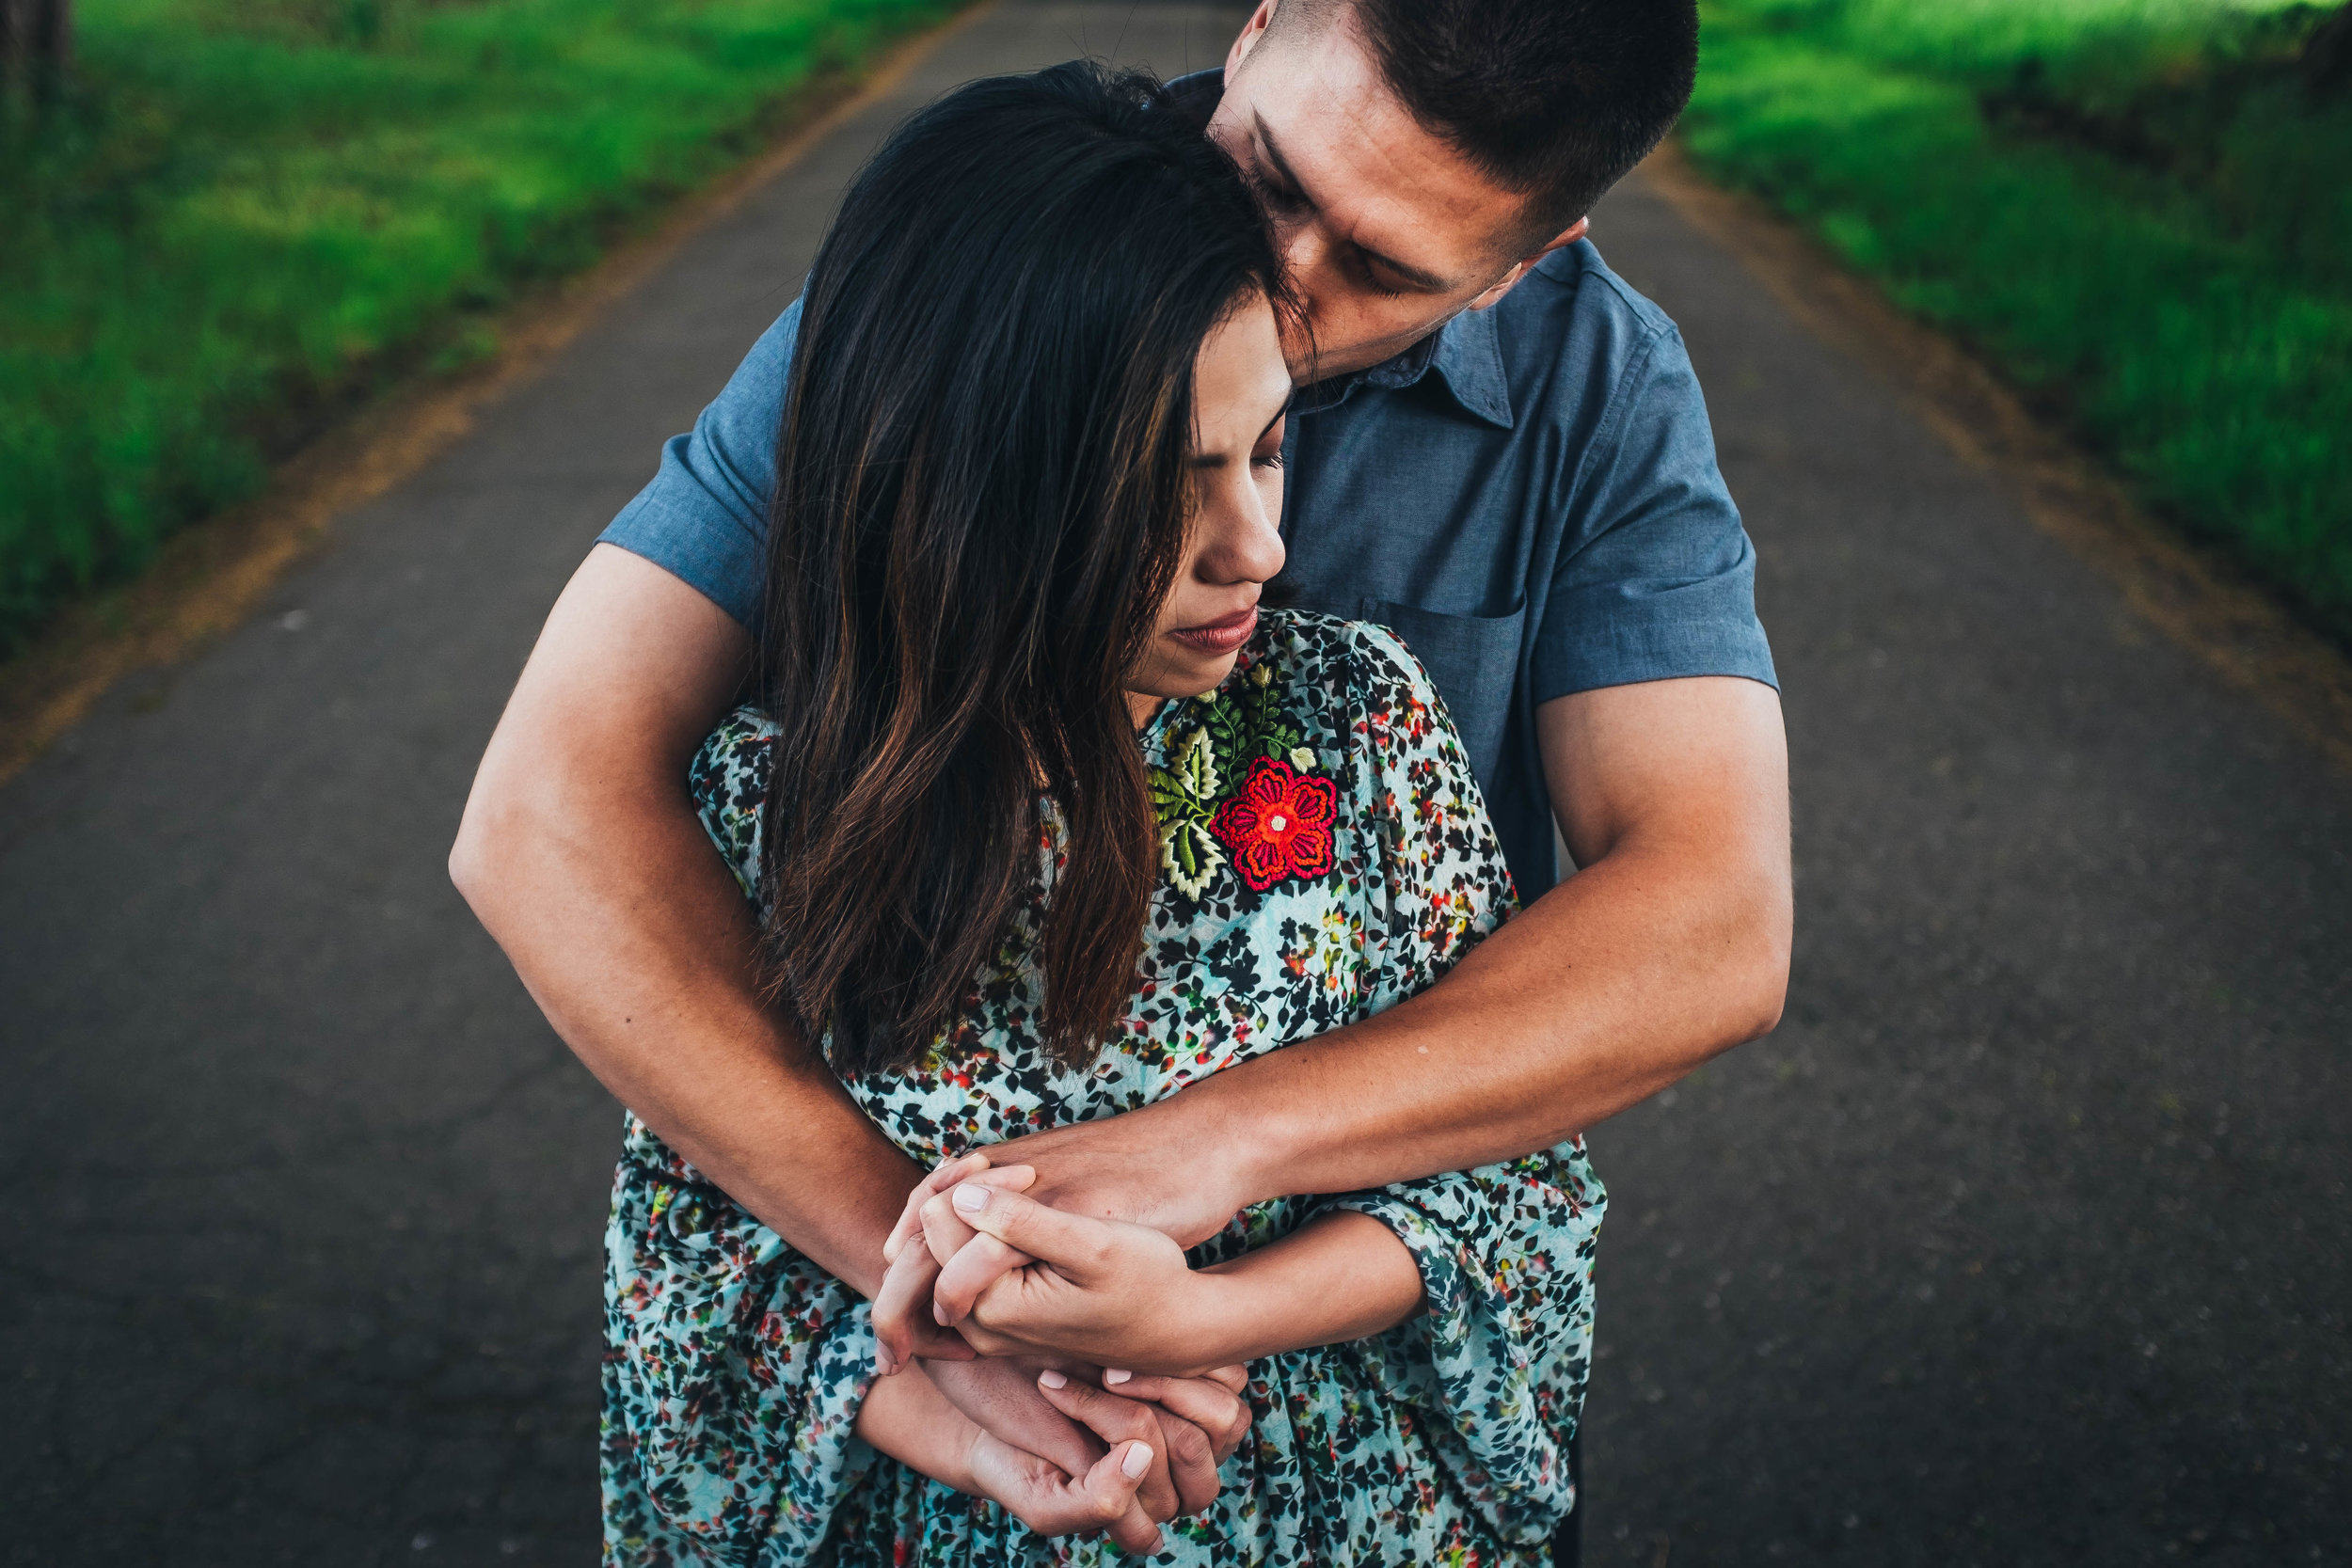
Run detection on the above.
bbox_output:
[454,0,1791,1562]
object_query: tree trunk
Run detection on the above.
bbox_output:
[2306,3,2352,100]
[0,0,69,100]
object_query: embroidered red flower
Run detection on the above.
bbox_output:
[1209,755,1337,892]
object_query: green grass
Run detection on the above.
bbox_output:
[1679,0,2352,639]
[0,0,953,654]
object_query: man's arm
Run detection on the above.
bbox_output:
[450,544,922,1292]
[452,545,1240,1517]
[930,674,1789,1261]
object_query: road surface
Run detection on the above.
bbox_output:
[3,2,2345,1562]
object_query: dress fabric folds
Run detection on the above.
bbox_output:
[601,611,1605,1568]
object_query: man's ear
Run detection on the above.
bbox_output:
[1467,216,1591,312]
[1226,0,1279,77]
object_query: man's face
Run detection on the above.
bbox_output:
[1209,0,1587,381]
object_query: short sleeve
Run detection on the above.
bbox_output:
[599,301,800,631]
[1533,322,1778,702]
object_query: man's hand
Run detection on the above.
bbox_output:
[887,1112,1256,1332]
[921,1182,1216,1373]
[879,1155,1249,1524]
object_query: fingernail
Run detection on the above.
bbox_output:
[1120,1442,1153,1480]
[951,1183,990,1213]
[1103,1368,1132,1386]
[1038,1369,1068,1389]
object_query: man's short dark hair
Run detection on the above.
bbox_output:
[1279,0,1700,245]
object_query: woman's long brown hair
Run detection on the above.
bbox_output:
[754,62,1290,1075]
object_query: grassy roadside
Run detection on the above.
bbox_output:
[0,0,955,656]
[1678,0,2352,641]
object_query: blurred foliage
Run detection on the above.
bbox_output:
[1681,0,2352,641]
[0,0,950,654]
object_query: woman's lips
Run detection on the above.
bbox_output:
[1169,604,1258,656]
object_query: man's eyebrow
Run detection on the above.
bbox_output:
[1255,117,1454,295]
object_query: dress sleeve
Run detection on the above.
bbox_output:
[600,708,878,1564]
[602,1127,883,1564]
[1309,624,1603,1542]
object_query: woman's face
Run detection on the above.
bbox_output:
[1128,295,1293,712]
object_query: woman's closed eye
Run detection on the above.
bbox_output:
[1251,416,1287,472]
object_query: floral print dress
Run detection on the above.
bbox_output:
[601,610,1605,1568]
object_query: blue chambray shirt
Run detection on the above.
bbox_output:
[601,81,1775,898]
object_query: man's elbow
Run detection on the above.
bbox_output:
[448,764,537,926]
[1724,873,1793,1045]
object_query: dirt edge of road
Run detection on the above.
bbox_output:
[1639,141,2352,780]
[0,1,995,790]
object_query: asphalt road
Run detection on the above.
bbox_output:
[2,2,2345,1563]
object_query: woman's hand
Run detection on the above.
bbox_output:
[963,1376,1168,1554]
[923,1180,1234,1374]
[873,1152,1037,1373]
[855,1361,1167,1554]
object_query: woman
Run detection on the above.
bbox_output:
[600,61,1602,1567]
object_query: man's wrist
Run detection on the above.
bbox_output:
[1153,1071,1289,1219]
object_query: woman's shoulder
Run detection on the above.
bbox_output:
[1250,609,1452,747]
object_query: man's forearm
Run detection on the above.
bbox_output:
[466,773,916,1293]
[451,547,917,1294]
[1007,678,1791,1241]
[1193,832,1785,1207]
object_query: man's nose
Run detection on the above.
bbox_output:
[1279,219,1331,297]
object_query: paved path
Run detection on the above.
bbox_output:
[2,3,2345,1563]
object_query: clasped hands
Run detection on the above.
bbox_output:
[869,1148,1255,1553]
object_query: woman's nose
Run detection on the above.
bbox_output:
[1201,486,1286,585]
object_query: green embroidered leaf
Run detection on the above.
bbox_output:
[1200,695,1250,784]
[1149,764,1210,832]
[1158,816,1222,899]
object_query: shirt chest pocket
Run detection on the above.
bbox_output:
[1363,598,1525,789]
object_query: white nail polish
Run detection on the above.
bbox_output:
[1103,1368,1133,1386]
[952,1183,990,1213]
[1039,1369,1068,1389]
[1121,1443,1153,1480]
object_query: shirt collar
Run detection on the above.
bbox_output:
[1294,307,1515,429]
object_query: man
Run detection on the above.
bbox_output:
[453,0,1790,1557]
